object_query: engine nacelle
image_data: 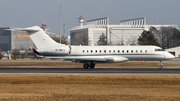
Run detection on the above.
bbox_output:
[37,45,70,56]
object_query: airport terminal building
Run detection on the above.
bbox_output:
[0,24,61,59]
[70,17,178,46]
[0,23,62,53]
[0,28,34,51]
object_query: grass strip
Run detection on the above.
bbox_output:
[0,74,180,101]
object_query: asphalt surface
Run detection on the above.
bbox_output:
[0,68,180,74]
[0,58,180,74]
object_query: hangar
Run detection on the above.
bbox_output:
[70,16,178,46]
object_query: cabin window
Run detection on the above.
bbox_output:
[122,50,124,53]
[127,50,129,53]
[131,50,133,53]
[136,50,138,53]
[99,50,101,53]
[113,50,115,53]
[140,50,142,53]
[82,50,84,53]
[145,50,147,53]
[109,50,111,53]
[87,50,89,53]
[91,50,93,53]
[104,50,106,53]
[95,50,97,53]
[118,50,120,53]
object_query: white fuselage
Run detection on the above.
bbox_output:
[37,45,174,61]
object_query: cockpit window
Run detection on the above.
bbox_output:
[155,49,163,51]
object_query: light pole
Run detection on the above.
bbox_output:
[109,27,112,45]
[59,0,62,43]
[63,23,65,36]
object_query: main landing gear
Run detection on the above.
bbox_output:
[158,61,162,69]
[83,62,95,69]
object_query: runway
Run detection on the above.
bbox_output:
[0,68,180,74]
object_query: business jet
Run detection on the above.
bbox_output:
[11,26,175,69]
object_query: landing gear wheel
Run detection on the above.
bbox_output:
[158,61,163,69]
[83,63,89,69]
[90,63,95,69]
[158,65,162,69]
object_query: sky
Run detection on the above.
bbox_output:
[0,0,180,35]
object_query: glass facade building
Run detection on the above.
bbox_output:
[0,28,34,51]
[0,27,11,51]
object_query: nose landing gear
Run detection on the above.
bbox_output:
[158,61,162,69]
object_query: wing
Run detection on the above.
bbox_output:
[46,55,128,63]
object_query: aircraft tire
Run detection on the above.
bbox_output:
[90,63,95,69]
[83,63,89,69]
[158,65,162,69]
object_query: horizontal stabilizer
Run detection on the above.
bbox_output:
[7,27,39,33]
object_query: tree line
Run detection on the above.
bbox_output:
[139,26,180,49]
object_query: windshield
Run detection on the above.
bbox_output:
[155,48,163,51]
